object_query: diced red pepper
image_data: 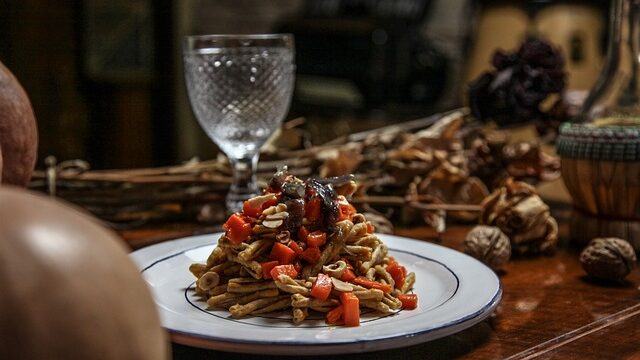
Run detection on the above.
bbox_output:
[386,263,407,289]
[310,273,333,301]
[270,242,296,265]
[297,226,310,242]
[306,230,327,248]
[242,201,262,218]
[340,269,356,282]
[223,213,244,230]
[300,247,321,263]
[304,197,322,222]
[325,304,343,325]
[288,241,304,256]
[260,260,279,279]
[340,292,360,327]
[352,276,393,294]
[366,222,375,234]
[398,294,418,310]
[242,194,280,218]
[262,193,280,209]
[270,264,298,280]
[338,203,357,221]
[387,256,398,267]
[293,260,303,274]
[223,214,252,244]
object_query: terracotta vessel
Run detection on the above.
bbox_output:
[0,61,38,186]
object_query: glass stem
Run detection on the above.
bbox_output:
[226,154,259,213]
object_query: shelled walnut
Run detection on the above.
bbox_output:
[464,225,511,271]
[580,238,637,282]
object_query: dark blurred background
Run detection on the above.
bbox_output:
[0,0,609,169]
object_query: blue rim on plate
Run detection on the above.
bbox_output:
[130,233,502,355]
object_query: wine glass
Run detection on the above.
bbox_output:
[183,34,295,213]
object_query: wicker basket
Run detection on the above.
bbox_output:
[557,121,640,250]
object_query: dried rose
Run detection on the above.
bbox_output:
[467,36,566,126]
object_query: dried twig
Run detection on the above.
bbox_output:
[28,107,555,230]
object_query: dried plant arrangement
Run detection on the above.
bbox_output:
[29,108,560,231]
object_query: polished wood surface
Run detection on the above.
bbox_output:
[120,208,640,359]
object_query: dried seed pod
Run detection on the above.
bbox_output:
[480,178,557,255]
[464,225,511,271]
[580,238,637,282]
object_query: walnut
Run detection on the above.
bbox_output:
[480,178,557,255]
[580,238,637,282]
[464,225,511,271]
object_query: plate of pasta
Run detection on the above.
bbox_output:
[130,170,501,355]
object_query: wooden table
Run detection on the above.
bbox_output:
[120,207,640,359]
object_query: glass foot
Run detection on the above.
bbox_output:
[225,187,258,214]
[226,155,259,213]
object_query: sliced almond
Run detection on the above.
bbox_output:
[245,194,278,210]
[331,277,354,292]
[262,219,283,229]
[266,211,289,221]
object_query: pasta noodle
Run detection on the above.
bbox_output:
[189,170,418,327]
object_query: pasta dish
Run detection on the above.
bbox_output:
[189,168,417,326]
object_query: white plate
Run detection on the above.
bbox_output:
[130,233,501,355]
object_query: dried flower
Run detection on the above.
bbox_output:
[467,36,566,126]
[479,178,558,254]
[318,143,363,178]
[466,130,561,190]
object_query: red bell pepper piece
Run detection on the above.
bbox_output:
[260,260,279,279]
[223,213,252,244]
[325,304,343,325]
[306,230,327,248]
[310,273,333,301]
[340,292,360,327]
[300,247,321,263]
[338,203,357,221]
[270,242,296,265]
[242,201,262,218]
[398,294,418,310]
[352,276,393,294]
[242,194,280,218]
[288,241,304,256]
[304,197,322,222]
[386,263,407,289]
[366,222,375,234]
[340,269,356,282]
[262,193,280,209]
[297,226,310,242]
[270,264,298,280]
